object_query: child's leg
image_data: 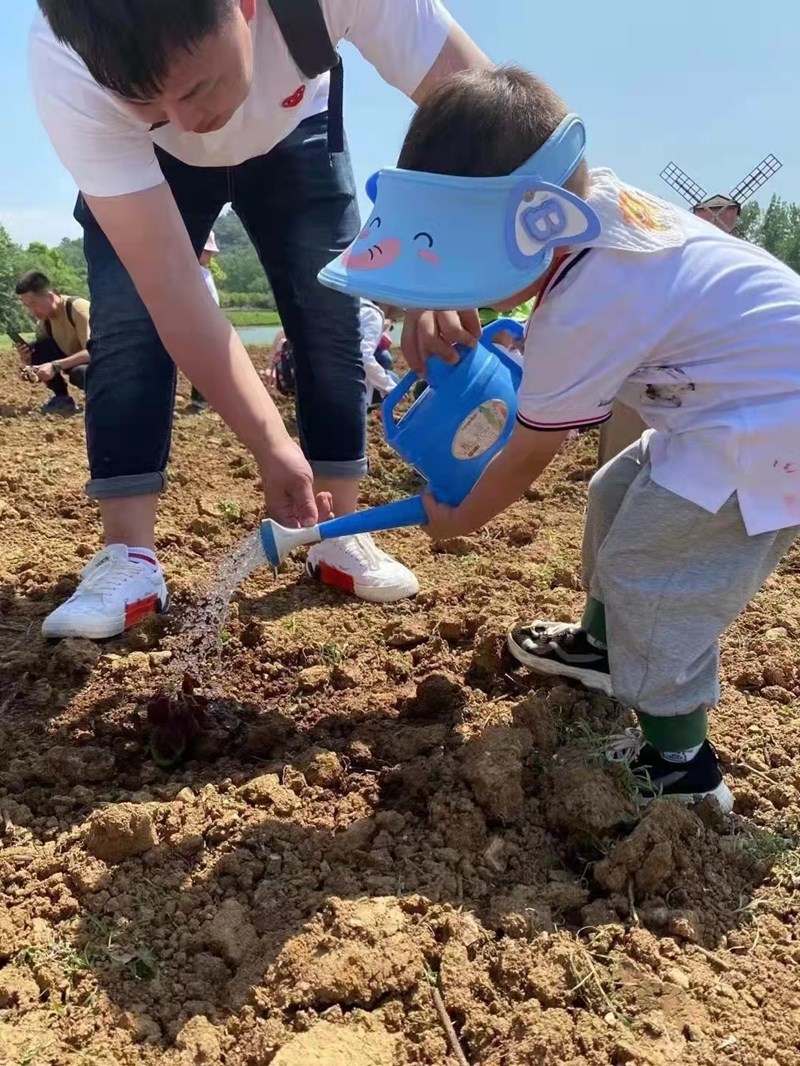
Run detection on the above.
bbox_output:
[580,435,650,646]
[598,473,797,737]
[507,436,648,689]
[597,470,797,808]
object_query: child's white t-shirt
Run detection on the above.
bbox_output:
[29,0,452,199]
[518,176,800,536]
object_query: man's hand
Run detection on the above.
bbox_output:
[401,309,481,374]
[34,362,56,383]
[15,342,32,365]
[260,439,332,529]
[422,493,474,541]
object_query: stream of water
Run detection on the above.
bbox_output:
[167,530,267,689]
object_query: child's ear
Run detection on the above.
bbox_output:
[240,0,257,23]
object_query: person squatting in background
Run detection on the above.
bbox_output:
[14,271,91,415]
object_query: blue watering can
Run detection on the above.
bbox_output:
[260,318,525,566]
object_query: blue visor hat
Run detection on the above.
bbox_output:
[318,114,601,310]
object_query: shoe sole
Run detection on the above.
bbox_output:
[306,561,419,604]
[42,592,170,641]
[640,779,734,816]
[506,628,615,697]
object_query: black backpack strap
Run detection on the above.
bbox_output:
[268,0,338,78]
[268,0,345,154]
[65,298,75,328]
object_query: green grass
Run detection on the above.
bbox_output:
[224,309,282,328]
[0,332,35,352]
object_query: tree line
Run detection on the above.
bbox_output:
[3,195,800,332]
[0,211,276,333]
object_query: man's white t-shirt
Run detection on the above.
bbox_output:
[30,0,453,198]
[519,173,800,536]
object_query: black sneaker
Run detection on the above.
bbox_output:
[507,621,613,696]
[41,394,78,416]
[606,729,734,813]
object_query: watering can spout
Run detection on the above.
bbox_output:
[260,495,427,567]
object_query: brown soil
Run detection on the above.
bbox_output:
[1,351,800,1066]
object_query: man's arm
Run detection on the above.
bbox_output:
[423,424,567,539]
[84,184,319,526]
[54,351,90,371]
[34,348,90,382]
[412,22,491,104]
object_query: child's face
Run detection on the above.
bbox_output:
[490,248,572,311]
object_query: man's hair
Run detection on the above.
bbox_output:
[398,66,588,194]
[37,0,237,100]
[15,271,52,296]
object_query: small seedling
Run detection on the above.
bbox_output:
[218,501,242,524]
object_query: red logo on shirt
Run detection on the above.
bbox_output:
[282,86,306,109]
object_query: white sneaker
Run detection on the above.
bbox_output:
[42,545,169,640]
[306,534,419,604]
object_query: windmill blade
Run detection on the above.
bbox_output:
[729,155,782,205]
[660,162,706,207]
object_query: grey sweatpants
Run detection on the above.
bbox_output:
[584,436,799,719]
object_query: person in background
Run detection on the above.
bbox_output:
[189,231,221,410]
[14,271,91,415]
[361,299,399,408]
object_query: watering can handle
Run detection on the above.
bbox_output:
[381,368,418,439]
[480,318,526,381]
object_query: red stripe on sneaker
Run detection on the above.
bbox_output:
[317,562,356,594]
[125,595,159,629]
[128,552,158,566]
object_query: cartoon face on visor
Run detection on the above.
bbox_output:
[318,120,602,310]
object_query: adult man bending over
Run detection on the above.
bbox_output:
[31,0,488,640]
[15,271,90,416]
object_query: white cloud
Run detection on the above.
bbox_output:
[0,207,81,247]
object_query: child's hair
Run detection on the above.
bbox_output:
[398,65,588,196]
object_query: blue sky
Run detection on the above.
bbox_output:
[2,1,798,246]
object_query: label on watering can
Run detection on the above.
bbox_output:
[451,400,509,461]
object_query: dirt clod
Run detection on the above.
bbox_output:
[462,726,532,823]
[83,803,159,863]
[239,774,299,814]
[272,1020,397,1066]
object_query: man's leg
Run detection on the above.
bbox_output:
[28,338,75,411]
[42,167,226,639]
[507,436,648,689]
[67,366,87,392]
[233,113,366,514]
[232,113,418,602]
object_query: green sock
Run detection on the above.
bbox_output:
[581,596,607,649]
[638,708,709,752]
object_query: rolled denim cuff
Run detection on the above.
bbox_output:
[309,457,368,480]
[85,471,168,500]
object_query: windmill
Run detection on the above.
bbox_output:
[660,155,782,234]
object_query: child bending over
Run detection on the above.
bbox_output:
[321,67,800,812]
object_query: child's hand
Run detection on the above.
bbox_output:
[401,309,481,373]
[422,493,472,541]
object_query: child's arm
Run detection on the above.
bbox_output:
[422,424,566,540]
